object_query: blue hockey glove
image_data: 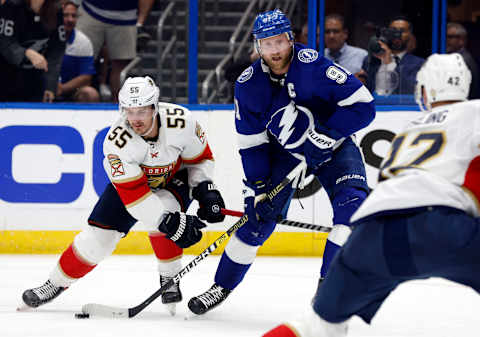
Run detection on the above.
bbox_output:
[193,181,226,223]
[244,180,282,223]
[304,126,342,170]
[244,193,264,230]
[158,212,206,248]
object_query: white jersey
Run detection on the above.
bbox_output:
[352,100,480,222]
[103,102,214,226]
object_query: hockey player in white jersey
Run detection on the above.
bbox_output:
[263,53,480,337]
[20,76,226,315]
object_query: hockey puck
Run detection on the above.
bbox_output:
[74,313,90,319]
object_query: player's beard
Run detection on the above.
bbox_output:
[264,50,292,74]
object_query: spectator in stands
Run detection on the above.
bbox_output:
[57,1,99,102]
[296,22,311,46]
[362,16,424,95]
[446,22,479,99]
[324,14,367,74]
[96,47,113,101]
[76,0,155,102]
[297,17,366,83]
[0,0,66,102]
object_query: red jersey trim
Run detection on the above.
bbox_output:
[113,173,152,207]
[182,143,214,164]
[463,156,480,209]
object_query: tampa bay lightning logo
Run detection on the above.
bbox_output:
[266,101,314,151]
[237,66,253,83]
[298,49,318,63]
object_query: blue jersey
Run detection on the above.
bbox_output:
[234,44,375,184]
[60,29,96,84]
[82,0,138,25]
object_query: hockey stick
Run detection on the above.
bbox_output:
[220,208,331,232]
[79,161,307,319]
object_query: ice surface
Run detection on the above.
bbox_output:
[1,255,479,337]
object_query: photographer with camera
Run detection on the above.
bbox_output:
[362,16,424,95]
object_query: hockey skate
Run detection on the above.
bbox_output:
[20,280,66,310]
[160,275,182,316]
[188,283,231,315]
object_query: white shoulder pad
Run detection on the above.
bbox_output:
[103,117,148,164]
[158,103,196,144]
[298,48,318,63]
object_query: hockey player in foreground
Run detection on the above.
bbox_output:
[188,9,375,315]
[20,76,226,315]
[263,53,480,336]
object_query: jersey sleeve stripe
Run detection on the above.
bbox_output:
[112,173,152,207]
[462,156,480,209]
[110,172,144,184]
[337,85,374,107]
[182,143,214,164]
[237,130,269,150]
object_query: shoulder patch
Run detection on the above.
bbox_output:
[326,65,348,84]
[298,49,318,63]
[237,66,253,83]
[195,122,206,144]
[107,154,125,177]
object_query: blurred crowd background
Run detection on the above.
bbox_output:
[0,0,478,104]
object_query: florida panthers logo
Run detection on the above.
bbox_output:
[266,101,314,152]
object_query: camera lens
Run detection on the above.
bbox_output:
[368,36,384,54]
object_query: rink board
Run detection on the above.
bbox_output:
[0,104,420,256]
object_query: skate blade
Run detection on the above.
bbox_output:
[166,303,176,316]
[16,302,32,312]
[183,311,196,320]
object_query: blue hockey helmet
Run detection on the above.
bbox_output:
[252,9,294,41]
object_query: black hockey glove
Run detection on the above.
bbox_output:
[158,212,206,248]
[192,181,226,223]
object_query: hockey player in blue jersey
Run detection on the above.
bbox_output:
[188,9,375,315]
[263,53,480,337]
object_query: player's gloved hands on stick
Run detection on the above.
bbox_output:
[243,189,266,230]
[158,212,206,248]
[304,125,342,170]
[244,180,280,223]
[193,181,226,223]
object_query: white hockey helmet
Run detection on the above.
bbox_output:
[415,53,471,111]
[118,76,160,116]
